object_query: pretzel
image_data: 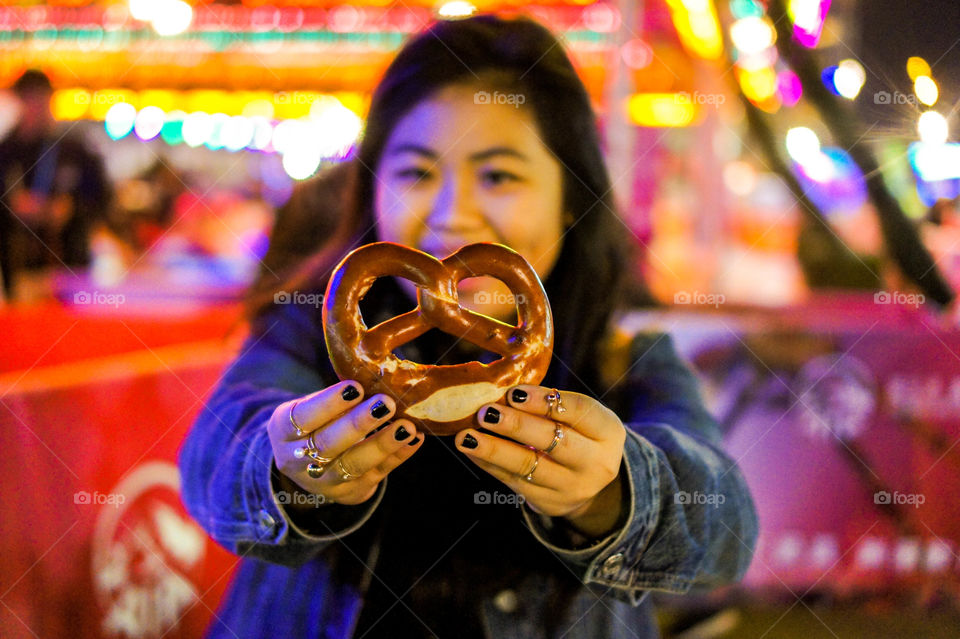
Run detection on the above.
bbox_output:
[322,242,554,436]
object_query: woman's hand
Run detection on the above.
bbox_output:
[455,385,628,539]
[268,380,424,506]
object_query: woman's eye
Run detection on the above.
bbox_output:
[395,167,432,182]
[481,170,519,187]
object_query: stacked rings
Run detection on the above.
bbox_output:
[544,423,564,454]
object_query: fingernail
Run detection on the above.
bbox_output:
[483,407,500,424]
[371,400,390,419]
[461,434,478,449]
[511,388,528,403]
[394,426,410,441]
[342,385,360,401]
[408,436,421,446]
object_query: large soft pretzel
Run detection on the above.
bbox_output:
[322,242,554,436]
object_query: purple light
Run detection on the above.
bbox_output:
[778,69,803,106]
[792,0,831,49]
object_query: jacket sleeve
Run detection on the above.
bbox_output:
[521,331,758,605]
[177,299,387,567]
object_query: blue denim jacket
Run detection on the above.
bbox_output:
[178,298,758,638]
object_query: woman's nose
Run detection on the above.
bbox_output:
[427,175,480,231]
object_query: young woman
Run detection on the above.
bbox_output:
[180,14,757,639]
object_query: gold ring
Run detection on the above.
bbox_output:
[337,456,361,481]
[521,448,540,482]
[544,389,566,418]
[289,399,305,437]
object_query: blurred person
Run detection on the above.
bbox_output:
[0,69,111,301]
[179,14,758,639]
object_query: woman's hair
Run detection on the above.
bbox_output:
[246,13,649,398]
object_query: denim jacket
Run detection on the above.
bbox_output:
[178,297,758,638]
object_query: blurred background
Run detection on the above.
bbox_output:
[2,0,959,637]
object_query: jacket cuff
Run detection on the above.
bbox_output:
[243,428,385,546]
[521,428,664,605]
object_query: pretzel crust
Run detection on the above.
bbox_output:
[322,242,553,436]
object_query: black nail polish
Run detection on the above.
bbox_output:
[408,436,421,446]
[394,426,410,441]
[511,388,528,403]
[483,407,500,424]
[365,423,389,438]
[371,400,389,419]
[341,385,360,401]
[461,434,478,449]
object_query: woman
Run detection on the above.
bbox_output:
[179,14,758,639]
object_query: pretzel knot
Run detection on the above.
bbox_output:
[322,242,554,436]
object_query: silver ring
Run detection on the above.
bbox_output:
[306,462,325,479]
[521,448,540,482]
[289,400,305,437]
[544,389,566,418]
[543,423,564,455]
[337,456,361,481]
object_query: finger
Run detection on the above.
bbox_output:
[466,455,556,506]
[330,419,421,483]
[308,393,397,459]
[475,403,586,469]
[506,386,614,440]
[280,380,365,442]
[455,428,570,489]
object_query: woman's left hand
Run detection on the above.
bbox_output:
[456,385,628,539]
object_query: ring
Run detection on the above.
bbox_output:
[289,400,306,437]
[307,433,334,464]
[521,448,540,482]
[306,462,325,479]
[544,423,564,454]
[544,389,566,418]
[337,456,361,481]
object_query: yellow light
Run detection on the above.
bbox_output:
[834,59,866,100]
[627,93,698,127]
[139,89,177,113]
[436,1,477,19]
[241,97,275,119]
[90,90,138,121]
[907,56,932,81]
[914,75,939,107]
[918,111,948,145]
[730,16,776,56]
[738,67,778,102]
[665,0,723,60]
[51,89,91,121]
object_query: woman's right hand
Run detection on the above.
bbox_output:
[268,380,423,506]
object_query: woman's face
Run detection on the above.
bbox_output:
[374,83,566,321]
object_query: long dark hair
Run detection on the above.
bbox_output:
[246,13,647,399]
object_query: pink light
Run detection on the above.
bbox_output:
[778,69,803,106]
